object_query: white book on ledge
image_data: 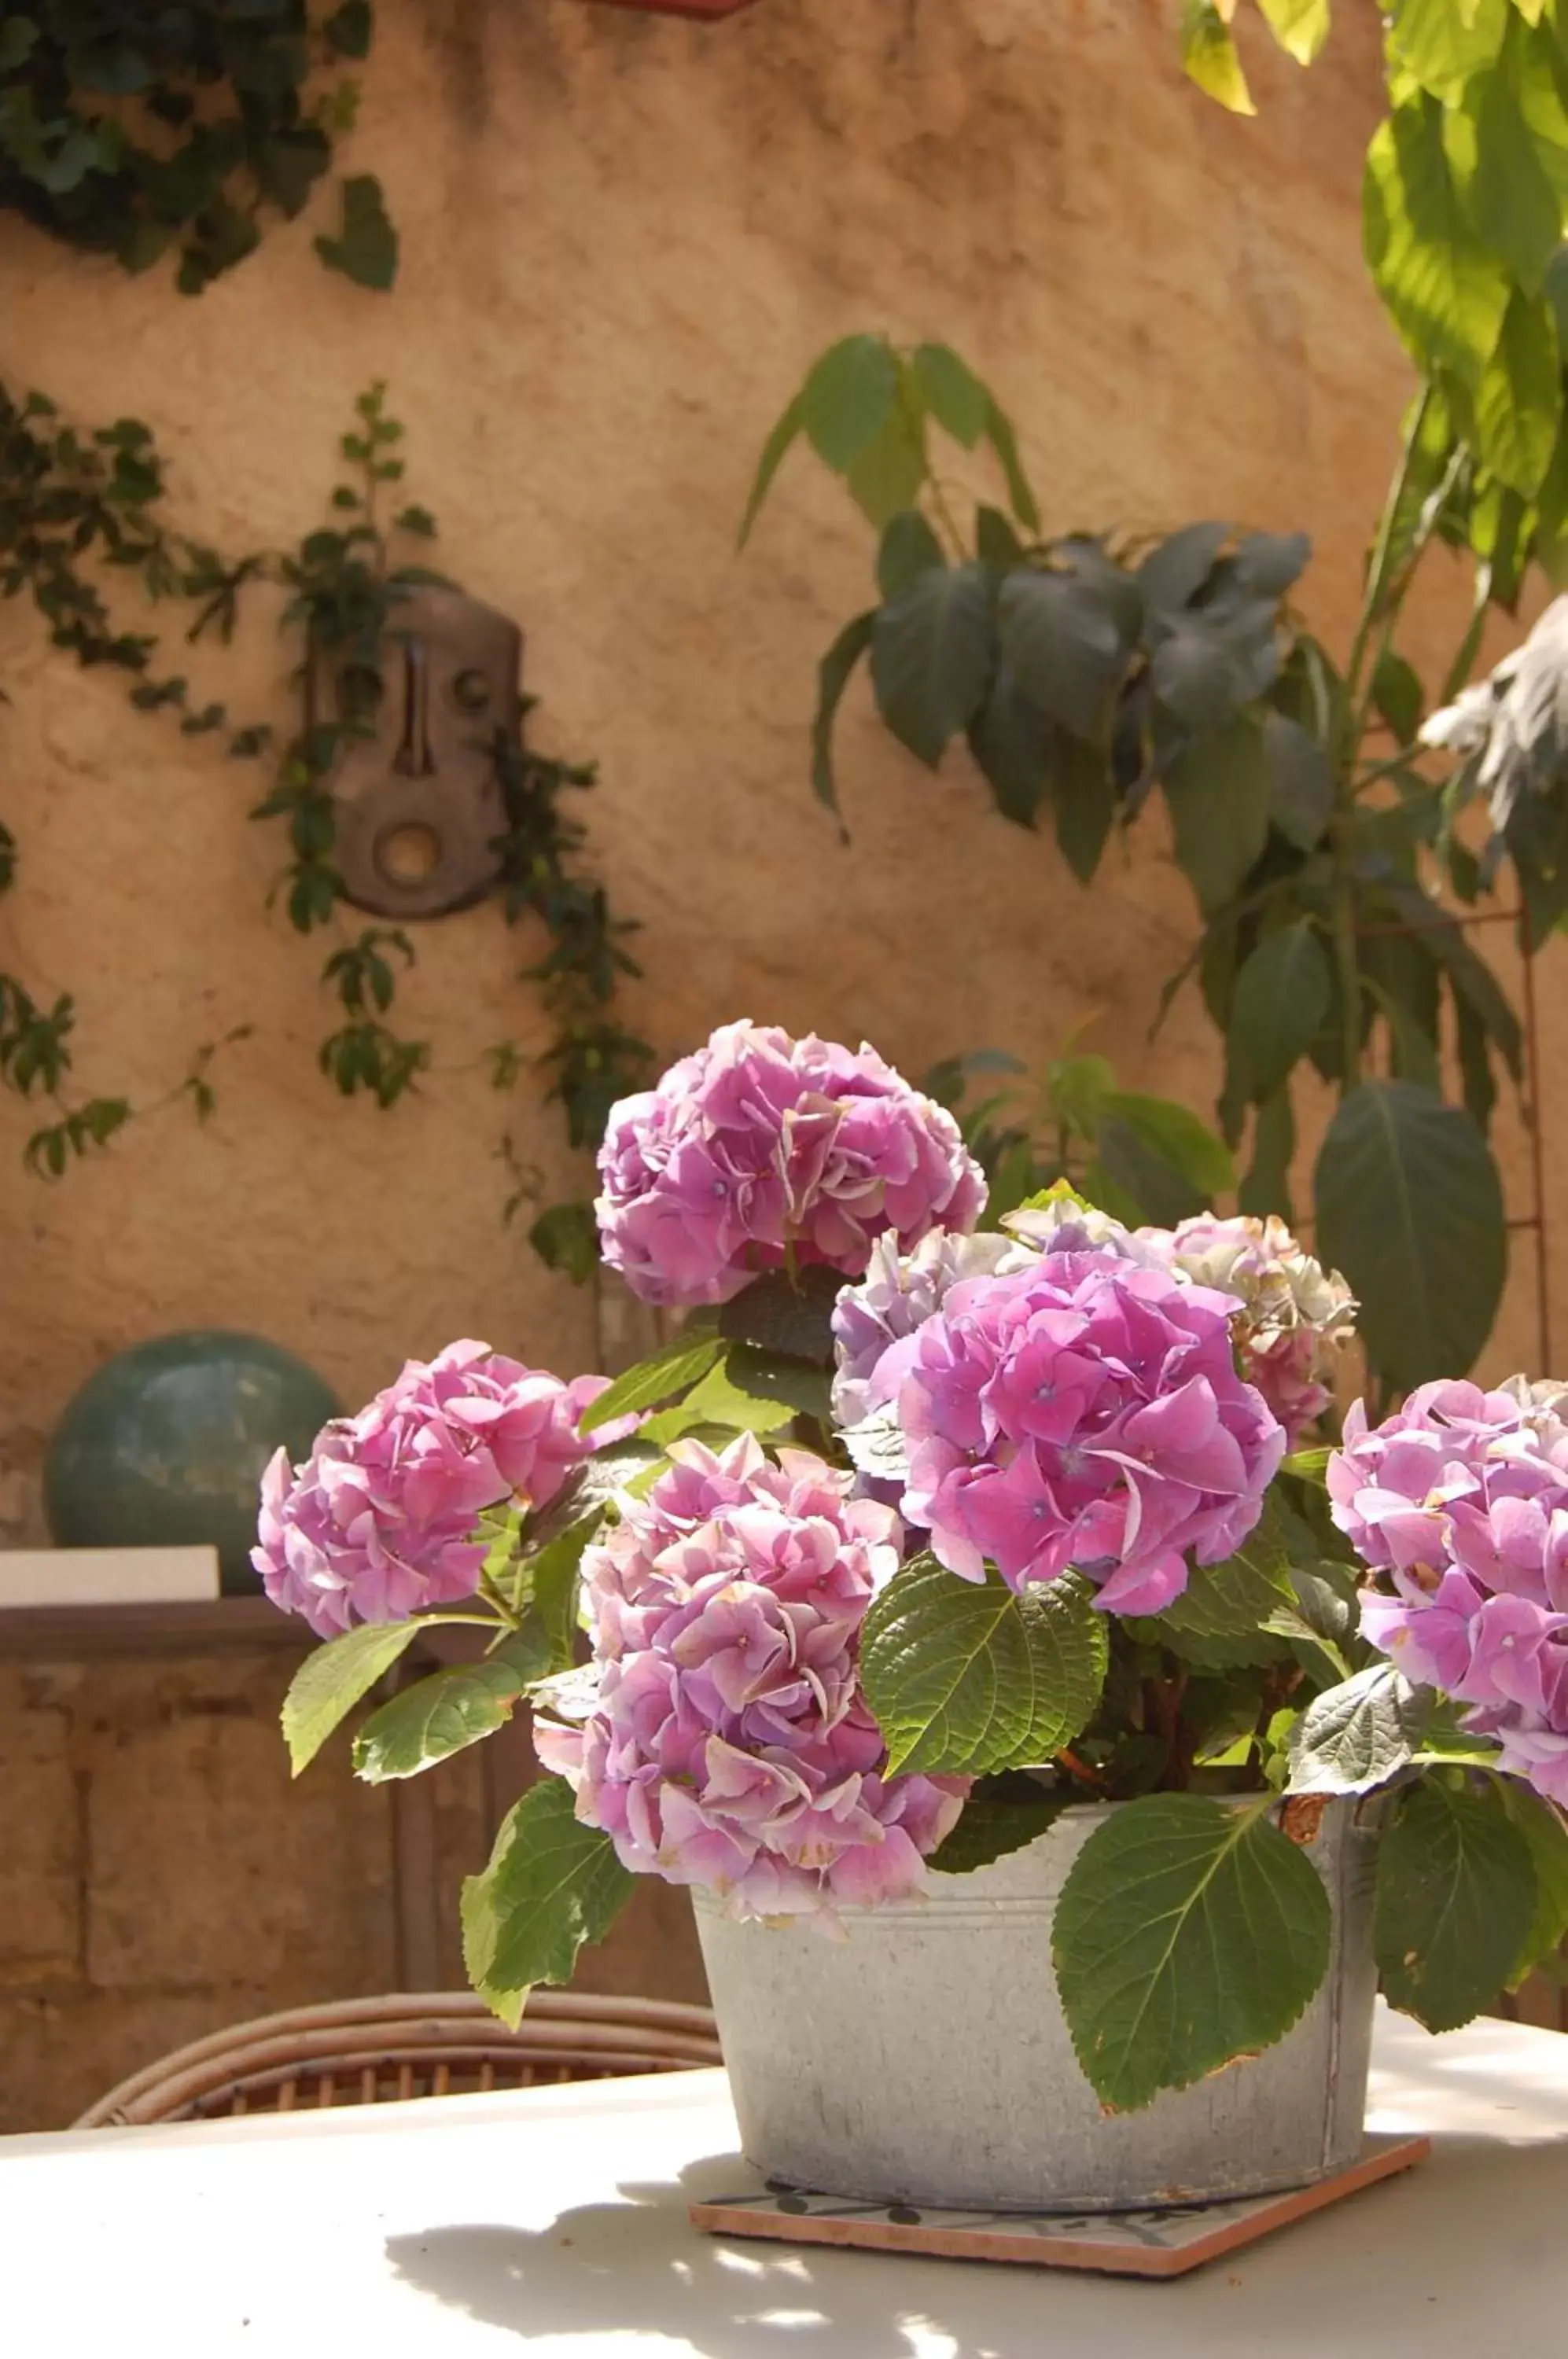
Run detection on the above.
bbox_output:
[0,1547,221,1610]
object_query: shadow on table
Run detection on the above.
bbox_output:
[385,2154,1045,2359]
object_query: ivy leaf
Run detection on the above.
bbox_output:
[928,1773,1069,1877]
[1375,1776,1536,2033]
[1231,920,1333,1098]
[738,393,804,547]
[1180,0,1257,116]
[315,174,398,291]
[1314,1080,1506,1390]
[800,336,900,471]
[810,610,874,823]
[1164,712,1271,915]
[281,1621,424,1776]
[859,1559,1108,1778]
[352,1634,550,1783]
[578,1330,725,1432]
[1364,101,1511,388]
[870,561,996,767]
[462,1777,635,2024]
[1286,1663,1426,1795]
[907,344,988,447]
[1053,1796,1331,2112]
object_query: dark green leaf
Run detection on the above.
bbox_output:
[281,1621,423,1776]
[800,336,900,470]
[1150,614,1249,734]
[966,665,1051,828]
[325,1,374,57]
[877,511,946,600]
[982,396,1040,532]
[1050,729,1118,881]
[528,1199,598,1285]
[1231,921,1332,1099]
[1314,1080,1506,1389]
[975,505,1024,568]
[1286,1664,1426,1795]
[738,393,804,547]
[314,174,398,292]
[1264,712,1335,851]
[845,403,930,528]
[1371,650,1425,745]
[1054,1796,1331,2112]
[870,561,996,767]
[1232,529,1312,599]
[1136,521,1229,613]
[1095,1088,1234,1227]
[578,1330,725,1431]
[1376,1776,1536,2033]
[1454,990,1499,1135]
[810,610,874,823]
[1164,712,1271,914]
[1239,1087,1296,1220]
[859,1559,1108,1778]
[352,1636,549,1783]
[999,556,1139,742]
[908,344,988,447]
[1502,1783,1568,1988]
[928,1774,1069,1877]
[718,1266,842,1361]
[462,1777,635,2022]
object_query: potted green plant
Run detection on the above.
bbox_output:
[265,1020,1568,2210]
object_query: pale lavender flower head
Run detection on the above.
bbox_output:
[533,1433,968,1926]
[894,1250,1286,1616]
[254,1340,619,1640]
[595,1021,986,1309]
[1159,1213,1356,1445]
[1332,1382,1568,1809]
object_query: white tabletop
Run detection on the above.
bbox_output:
[3,2008,1566,2355]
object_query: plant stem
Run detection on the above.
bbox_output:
[1342,382,1434,734]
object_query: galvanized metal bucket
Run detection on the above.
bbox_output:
[694,1797,1380,2212]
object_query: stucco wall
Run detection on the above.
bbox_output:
[1,0,1561,2117]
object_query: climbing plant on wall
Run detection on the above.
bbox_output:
[0,2,395,291]
[742,329,1537,1398]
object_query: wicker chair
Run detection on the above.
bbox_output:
[73,1990,723,2128]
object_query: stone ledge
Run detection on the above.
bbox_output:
[0,1599,311,1659]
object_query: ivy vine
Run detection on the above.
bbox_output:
[0,381,647,1270]
[0,2,396,292]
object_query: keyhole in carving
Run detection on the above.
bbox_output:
[374,821,443,887]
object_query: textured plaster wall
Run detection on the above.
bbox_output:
[1,0,1562,2122]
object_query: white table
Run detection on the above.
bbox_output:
[4,2009,1566,2354]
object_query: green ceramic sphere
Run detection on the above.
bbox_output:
[44,1330,342,1595]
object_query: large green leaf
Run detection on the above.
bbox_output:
[1136,520,1229,613]
[718,1266,842,1361]
[810,610,874,823]
[907,344,988,447]
[859,1559,1107,1778]
[845,403,931,528]
[1474,290,1562,497]
[1386,0,1509,105]
[966,664,1052,829]
[927,1773,1069,1877]
[1314,1080,1505,1389]
[998,555,1140,742]
[800,335,900,470]
[1444,61,1561,297]
[282,1621,423,1776]
[1053,1795,1332,2112]
[1149,614,1250,734]
[1502,1783,1568,1988]
[1364,100,1511,387]
[1231,922,1333,1099]
[461,1777,635,2024]
[1375,1776,1536,2033]
[877,511,946,600]
[643,1347,800,1444]
[1163,712,1271,915]
[1051,729,1119,881]
[870,561,996,767]
[1239,1087,1296,1221]
[1257,0,1331,66]
[579,1330,725,1432]
[352,1632,551,1783]
[1286,1663,1426,1795]
[1129,1497,1295,1669]
[1264,712,1335,852]
[982,396,1040,533]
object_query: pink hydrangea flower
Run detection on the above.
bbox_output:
[1156,1214,1356,1446]
[595,1020,986,1308]
[893,1249,1286,1615]
[254,1340,620,1640]
[533,1433,968,1926]
[1331,1381,1568,1809]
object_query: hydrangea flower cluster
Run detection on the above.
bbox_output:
[1158,1214,1356,1444]
[1331,1378,1568,1805]
[595,1019,986,1308]
[534,1433,967,1923]
[253,1340,618,1640]
[892,1248,1286,1615]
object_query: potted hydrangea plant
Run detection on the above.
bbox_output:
[262,1020,1568,2211]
